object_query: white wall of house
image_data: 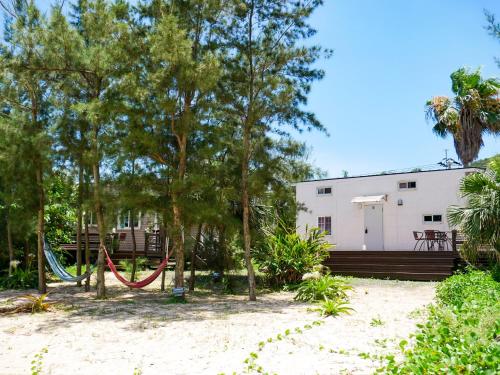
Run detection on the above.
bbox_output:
[296,168,479,250]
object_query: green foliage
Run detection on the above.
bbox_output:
[22,293,54,313]
[118,257,148,278]
[436,269,500,308]
[315,299,353,317]
[256,226,331,285]
[448,157,500,257]
[294,275,351,303]
[426,68,500,166]
[0,267,38,289]
[31,347,48,375]
[370,316,385,327]
[381,270,500,374]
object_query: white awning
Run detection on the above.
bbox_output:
[351,194,386,203]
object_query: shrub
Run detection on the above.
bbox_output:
[294,275,351,302]
[316,299,353,317]
[436,268,500,308]
[382,270,500,374]
[255,226,331,285]
[118,257,148,278]
[0,268,38,290]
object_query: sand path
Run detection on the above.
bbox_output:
[0,276,435,375]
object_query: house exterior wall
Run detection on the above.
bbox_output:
[296,168,479,250]
[86,212,157,253]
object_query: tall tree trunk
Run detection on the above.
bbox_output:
[76,164,84,287]
[241,127,257,301]
[35,165,47,294]
[241,0,257,301]
[130,209,137,282]
[6,211,14,276]
[172,133,187,292]
[93,162,106,298]
[92,126,106,298]
[160,223,167,292]
[189,223,202,292]
[172,194,184,290]
[84,212,91,292]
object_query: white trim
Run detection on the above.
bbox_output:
[351,195,386,204]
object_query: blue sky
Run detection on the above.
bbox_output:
[303,0,499,177]
[2,1,499,177]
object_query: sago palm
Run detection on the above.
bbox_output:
[426,68,500,166]
[448,157,500,259]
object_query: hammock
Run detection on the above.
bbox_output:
[103,246,171,288]
[44,240,94,283]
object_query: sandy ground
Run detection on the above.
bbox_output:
[0,274,435,375]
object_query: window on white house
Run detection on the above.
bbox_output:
[317,186,332,195]
[318,216,332,235]
[398,180,417,190]
[423,214,442,224]
[117,211,141,229]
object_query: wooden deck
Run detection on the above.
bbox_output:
[324,250,460,281]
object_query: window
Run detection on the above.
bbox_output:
[117,211,141,229]
[423,214,442,224]
[85,212,97,226]
[317,186,332,196]
[318,216,332,235]
[398,180,417,190]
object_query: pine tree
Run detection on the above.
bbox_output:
[219,0,328,300]
[0,0,53,293]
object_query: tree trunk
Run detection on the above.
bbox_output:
[172,134,187,292]
[172,194,184,290]
[92,136,106,298]
[241,130,257,301]
[84,212,91,292]
[241,1,257,301]
[130,209,137,282]
[7,211,14,276]
[160,224,167,292]
[76,164,84,287]
[189,223,203,292]
[35,165,47,294]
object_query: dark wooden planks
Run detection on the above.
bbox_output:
[324,250,460,281]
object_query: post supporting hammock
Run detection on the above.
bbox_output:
[103,247,171,288]
[44,240,94,283]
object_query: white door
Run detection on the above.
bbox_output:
[363,204,384,250]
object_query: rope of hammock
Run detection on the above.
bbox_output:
[44,240,94,283]
[103,246,171,288]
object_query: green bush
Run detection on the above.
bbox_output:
[294,275,351,302]
[436,269,500,308]
[118,257,148,278]
[255,226,330,285]
[316,298,353,317]
[0,268,38,289]
[382,270,500,374]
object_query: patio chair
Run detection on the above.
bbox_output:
[424,230,438,250]
[436,231,450,251]
[413,231,425,250]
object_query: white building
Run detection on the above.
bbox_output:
[295,168,479,251]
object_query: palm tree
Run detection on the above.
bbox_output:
[448,157,500,260]
[426,68,500,166]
